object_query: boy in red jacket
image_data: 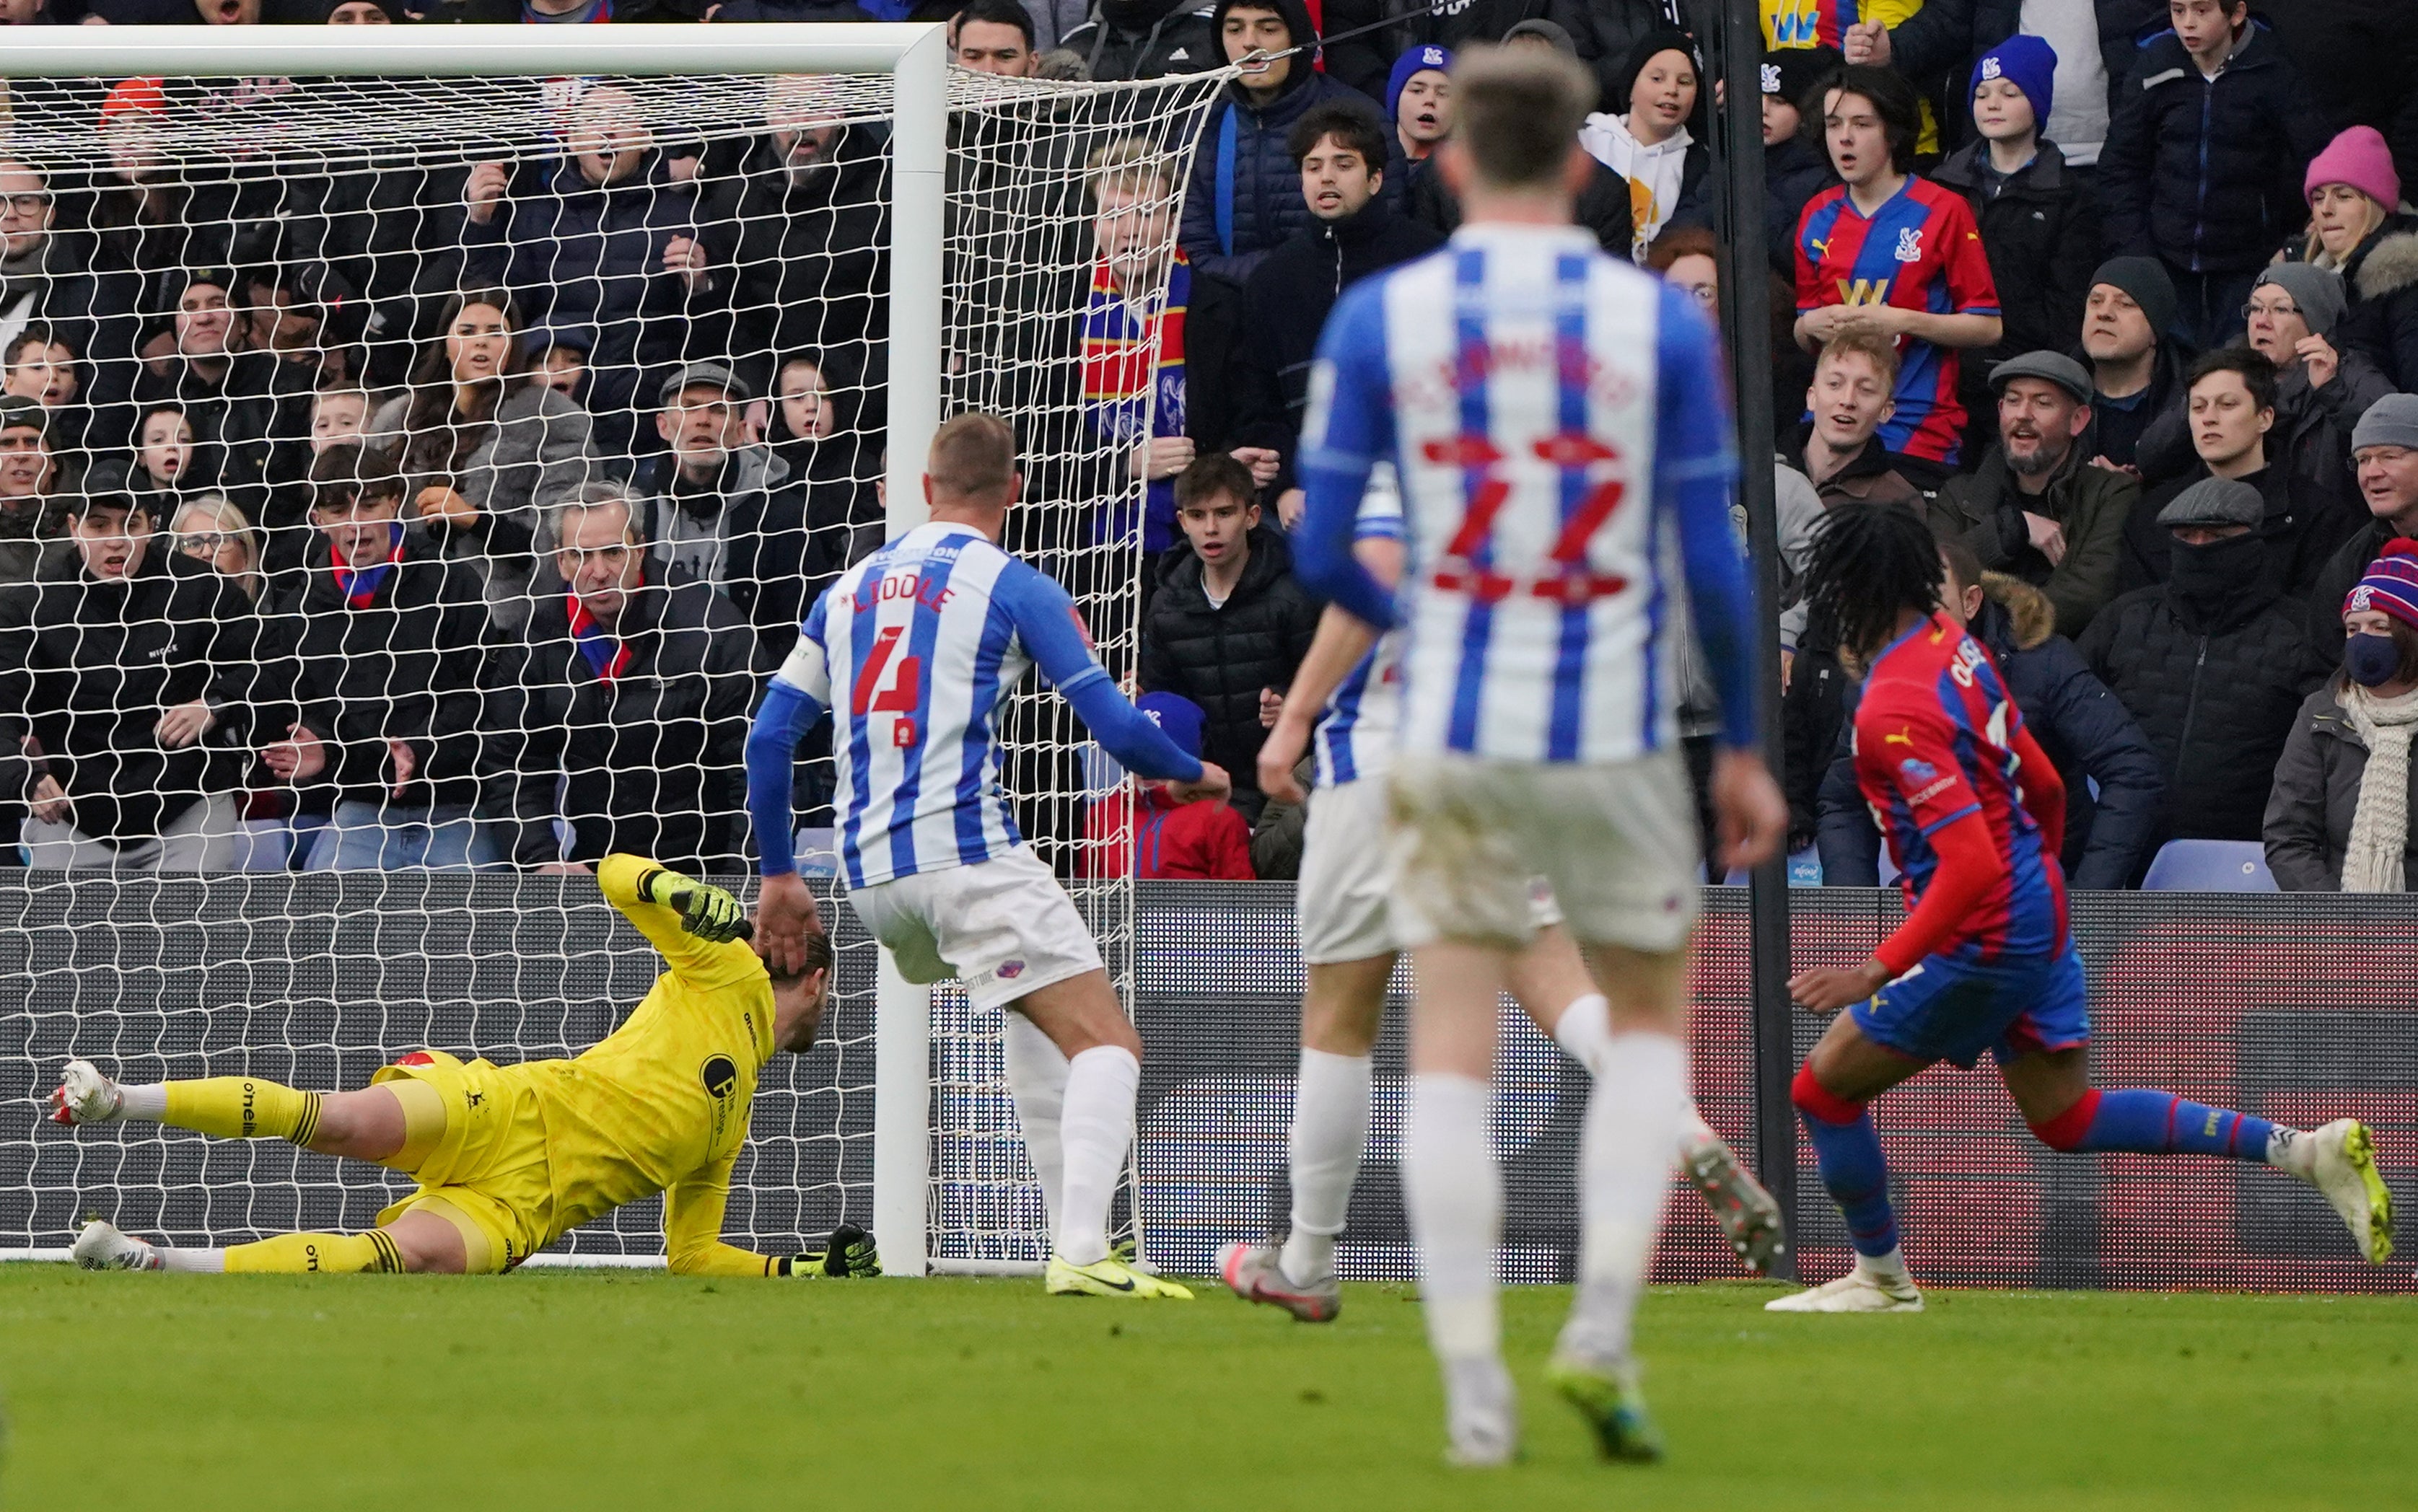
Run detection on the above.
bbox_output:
[1079,693,1255,879]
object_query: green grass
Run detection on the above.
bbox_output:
[1,1269,2413,1511]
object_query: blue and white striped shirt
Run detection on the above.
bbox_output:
[1294,224,1756,763]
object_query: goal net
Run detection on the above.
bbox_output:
[0,29,1230,1271]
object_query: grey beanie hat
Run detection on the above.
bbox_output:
[2252,263,2348,338]
[2352,392,2418,454]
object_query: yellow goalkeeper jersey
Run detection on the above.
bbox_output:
[509,853,779,1271]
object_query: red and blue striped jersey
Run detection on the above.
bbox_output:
[1852,612,2067,965]
[1795,177,1999,466]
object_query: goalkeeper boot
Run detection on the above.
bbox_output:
[1682,1130,1786,1275]
[1764,1265,1924,1313]
[1217,1241,1341,1322]
[1546,1353,1664,1464]
[1440,1355,1519,1469]
[2303,1120,2395,1264]
[50,1060,125,1126]
[71,1219,163,1273]
[798,1222,882,1278]
[1045,1254,1193,1300]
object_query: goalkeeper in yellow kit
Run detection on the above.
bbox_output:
[52,855,879,1279]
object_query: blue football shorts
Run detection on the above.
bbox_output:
[1849,944,2091,1069]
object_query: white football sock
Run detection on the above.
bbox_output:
[1281,1048,1370,1285]
[1404,1072,1501,1361]
[160,1247,225,1274]
[116,1084,167,1122]
[1857,1247,1910,1282]
[1558,1032,1687,1369]
[1054,1045,1139,1267]
[1548,993,1612,1071]
[1001,1013,1069,1234]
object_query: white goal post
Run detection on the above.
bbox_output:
[0,27,1227,1276]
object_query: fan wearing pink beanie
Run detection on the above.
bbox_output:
[2305,125,2418,395]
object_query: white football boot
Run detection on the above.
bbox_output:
[49,1060,124,1126]
[71,1219,163,1273]
[2302,1120,2395,1264]
[1440,1355,1520,1468]
[1764,1266,1924,1313]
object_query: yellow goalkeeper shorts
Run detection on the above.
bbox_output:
[371,1050,556,1274]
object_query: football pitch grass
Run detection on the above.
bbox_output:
[3,1268,2412,1511]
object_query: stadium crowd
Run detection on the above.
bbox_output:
[1,0,2417,890]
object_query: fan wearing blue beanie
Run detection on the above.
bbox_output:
[1386,44,1453,166]
[1929,32,2101,464]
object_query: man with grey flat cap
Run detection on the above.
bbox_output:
[2077,475,2335,871]
[1937,351,2138,638]
[631,361,811,665]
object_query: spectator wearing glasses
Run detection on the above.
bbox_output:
[172,492,290,868]
[365,289,594,631]
[0,157,130,431]
[259,444,500,871]
[0,483,258,871]
[486,483,757,876]
[2137,265,2393,524]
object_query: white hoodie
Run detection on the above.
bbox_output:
[1577,110,1693,265]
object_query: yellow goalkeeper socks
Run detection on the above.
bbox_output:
[224,1231,405,1274]
[162,1078,325,1148]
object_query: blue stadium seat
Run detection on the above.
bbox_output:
[2139,840,2278,892]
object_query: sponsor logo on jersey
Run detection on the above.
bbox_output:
[700,1053,739,1101]
[1909,775,1960,806]
[1899,757,1939,783]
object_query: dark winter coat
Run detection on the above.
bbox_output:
[1765,133,1834,280]
[1137,524,1321,822]
[1407,153,1635,260]
[128,348,289,507]
[1934,441,2139,638]
[2263,680,2418,892]
[2076,338,2186,472]
[1885,0,2165,134]
[2308,516,2406,637]
[460,151,720,444]
[1819,573,2165,889]
[0,547,264,845]
[1229,196,1443,496]
[1178,0,1403,288]
[2075,532,2333,850]
[0,232,140,452]
[1061,0,1222,82]
[2097,21,2331,274]
[263,533,499,817]
[699,123,890,397]
[2116,461,2366,602]
[1930,140,2101,383]
[1799,433,1928,513]
[2334,217,2418,396]
[632,444,814,663]
[2134,351,2395,522]
[487,573,757,873]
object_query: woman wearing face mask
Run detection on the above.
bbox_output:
[2264,542,2418,892]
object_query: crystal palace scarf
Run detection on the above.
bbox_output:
[330,522,403,609]
[567,579,636,682]
[1080,250,1188,550]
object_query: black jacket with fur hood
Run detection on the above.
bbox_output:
[2332,213,2418,395]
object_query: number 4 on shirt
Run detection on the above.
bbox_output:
[853,625,922,747]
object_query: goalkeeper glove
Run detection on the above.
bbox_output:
[795,1222,882,1278]
[637,868,749,944]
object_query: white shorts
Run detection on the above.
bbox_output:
[846,845,1104,1011]
[1387,750,1699,954]
[1299,775,1564,967]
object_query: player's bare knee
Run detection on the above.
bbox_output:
[310,1086,407,1162]
[1302,959,1389,1055]
[382,1213,467,1274]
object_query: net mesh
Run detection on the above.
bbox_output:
[0,59,1227,1262]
